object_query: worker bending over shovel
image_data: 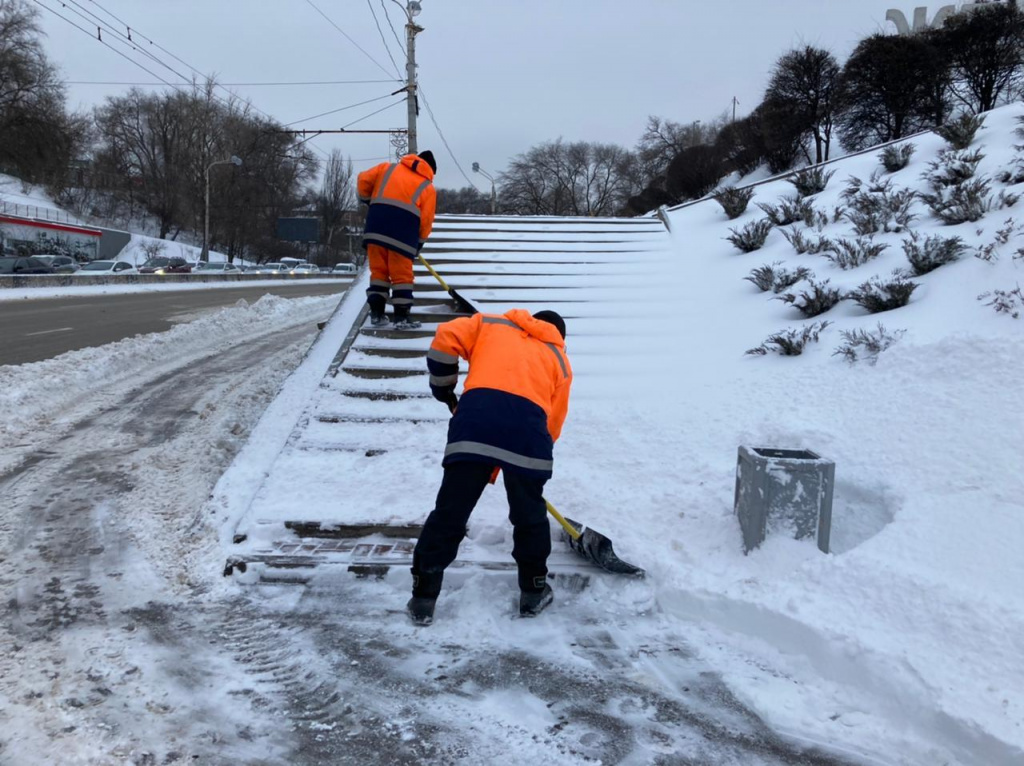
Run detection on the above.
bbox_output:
[408,309,572,626]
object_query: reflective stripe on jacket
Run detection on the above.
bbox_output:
[358,154,436,259]
[427,309,572,478]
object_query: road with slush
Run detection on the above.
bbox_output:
[0,281,350,366]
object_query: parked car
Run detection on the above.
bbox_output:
[139,256,191,274]
[289,263,320,275]
[193,262,243,275]
[0,256,53,274]
[75,260,138,276]
[250,262,290,275]
[332,263,358,275]
[33,255,80,273]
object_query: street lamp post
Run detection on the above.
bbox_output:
[472,162,496,215]
[202,155,243,262]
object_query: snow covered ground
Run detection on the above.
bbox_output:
[208,107,1024,763]
[3,107,1023,763]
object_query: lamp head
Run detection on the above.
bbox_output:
[230,155,243,166]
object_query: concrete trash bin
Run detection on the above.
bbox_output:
[734,446,834,554]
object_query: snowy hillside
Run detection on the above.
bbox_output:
[650,103,1024,761]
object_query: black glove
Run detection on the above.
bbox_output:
[431,385,457,410]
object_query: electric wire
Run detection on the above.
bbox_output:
[418,86,481,190]
[66,79,401,86]
[31,0,185,93]
[284,93,399,128]
[303,0,395,80]
[366,0,401,78]
[66,0,335,160]
[381,0,406,55]
[340,99,405,130]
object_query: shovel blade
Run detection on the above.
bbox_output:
[449,288,478,315]
[561,517,645,578]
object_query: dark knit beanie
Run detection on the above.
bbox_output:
[533,310,566,339]
[418,150,437,173]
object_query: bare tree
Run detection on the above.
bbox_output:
[938,2,1024,114]
[0,0,84,187]
[316,149,355,256]
[499,140,640,216]
[764,46,841,164]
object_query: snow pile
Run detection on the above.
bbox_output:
[0,293,339,476]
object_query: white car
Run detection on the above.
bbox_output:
[75,260,139,276]
[289,263,320,275]
[332,263,358,275]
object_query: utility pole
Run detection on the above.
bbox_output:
[732,96,739,123]
[401,1,424,154]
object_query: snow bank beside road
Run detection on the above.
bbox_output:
[0,293,340,476]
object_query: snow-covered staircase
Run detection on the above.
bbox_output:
[226,214,672,582]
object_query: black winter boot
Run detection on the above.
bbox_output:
[408,570,443,626]
[406,596,436,626]
[519,583,554,617]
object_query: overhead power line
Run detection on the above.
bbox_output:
[366,0,401,78]
[380,0,406,56]
[418,86,480,191]
[284,93,400,128]
[40,0,337,161]
[65,79,402,86]
[303,0,396,80]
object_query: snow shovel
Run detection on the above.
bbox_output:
[417,253,478,315]
[545,500,646,578]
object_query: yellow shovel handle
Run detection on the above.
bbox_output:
[417,253,451,292]
[546,500,582,541]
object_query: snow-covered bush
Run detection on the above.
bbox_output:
[757,196,814,227]
[935,113,985,150]
[922,177,996,225]
[977,285,1023,318]
[776,279,842,317]
[714,186,755,219]
[726,219,774,252]
[823,237,889,269]
[745,262,814,293]
[880,143,915,173]
[833,323,905,364]
[788,167,836,198]
[841,175,917,234]
[746,321,831,356]
[902,232,967,275]
[781,227,833,255]
[847,273,919,313]
[924,148,985,188]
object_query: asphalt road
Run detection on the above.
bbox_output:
[0,282,349,366]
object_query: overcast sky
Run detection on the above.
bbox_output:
[35,0,924,190]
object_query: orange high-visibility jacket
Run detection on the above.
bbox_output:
[358,154,437,259]
[426,309,572,478]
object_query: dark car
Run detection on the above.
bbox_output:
[33,255,80,273]
[0,256,53,275]
[138,256,192,274]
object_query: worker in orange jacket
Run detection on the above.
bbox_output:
[357,151,437,329]
[408,309,572,625]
